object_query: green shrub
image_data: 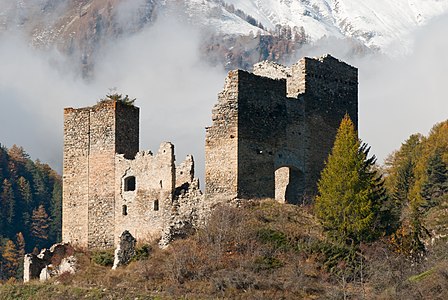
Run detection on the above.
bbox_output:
[133,244,152,261]
[257,228,288,250]
[252,256,284,271]
[91,250,114,267]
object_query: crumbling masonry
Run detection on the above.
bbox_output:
[62,54,357,249]
[63,100,202,249]
[205,54,357,204]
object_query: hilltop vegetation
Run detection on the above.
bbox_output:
[1,201,447,299]
[0,119,447,299]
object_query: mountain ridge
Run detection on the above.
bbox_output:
[1,0,447,75]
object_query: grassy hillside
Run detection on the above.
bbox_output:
[1,200,447,299]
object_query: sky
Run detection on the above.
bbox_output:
[0,4,447,185]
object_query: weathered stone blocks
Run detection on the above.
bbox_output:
[63,54,357,250]
[63,100,203,250]
[205,54,358,205]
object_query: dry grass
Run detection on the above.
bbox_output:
[2,200,448,299]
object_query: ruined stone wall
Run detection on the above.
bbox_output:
[205,71,240,203]
[161,156,205,247]
[114,143,174,245]
[237,71,289,199]
[63,108,90,247]
[175,155,195,188]
[301,55,358,199]
[63,100,140,249]
[205,54,357,204]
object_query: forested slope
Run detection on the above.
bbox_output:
[0,144,62,280]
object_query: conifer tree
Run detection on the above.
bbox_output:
[1,239,19,279]
[16,232,25,258]
[31,205,50,249]
[385,122,447,256]
[50,181,62,242]
[1,179,15,234]
[17,176,33,236]
[0,145,8,186]
[421,151,448,206]
[15,232,26,279]
[315,115,386,245]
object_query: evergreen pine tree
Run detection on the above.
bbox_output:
[15,232,26,279]
[16,232,25,258]
[0,145,8,187]
[315,115,386,245]
[50,181,62,243]
[1,179,15,235]
[17,176,33,237]
[31,205,50,249]
[421,151,448,207]
[1,239,19,280]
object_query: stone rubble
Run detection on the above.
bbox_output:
[23,243,76,283]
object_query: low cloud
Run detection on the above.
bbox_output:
[0,32,96,168]
[357,13,448,163]
[0,6,446,185]
[94,15,225,181]
[292,13,448,163]
[0,12,225,182]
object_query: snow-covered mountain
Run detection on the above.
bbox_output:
[1,0,447,184]
[1,0,448,73]
[183,0,448,54]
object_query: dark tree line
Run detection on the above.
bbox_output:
[0,144,61,280]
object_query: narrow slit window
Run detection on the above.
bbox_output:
[122,205,128,216]
[124,176,136,191]
[154,200,159,211]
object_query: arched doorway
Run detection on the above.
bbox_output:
[275,166,304,205]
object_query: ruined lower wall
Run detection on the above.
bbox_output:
[114,143,175,245]
[205,71,240,203]
[114,142,205,247]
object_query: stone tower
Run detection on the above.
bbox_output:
[205,54,358,204]
[63,100,139,249]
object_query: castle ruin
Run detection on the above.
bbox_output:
[62,54,358,249]
[63,100,202,249]
[206,54,357,204]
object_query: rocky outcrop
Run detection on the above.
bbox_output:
[23,243,76,282]
[112,231,136,269]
